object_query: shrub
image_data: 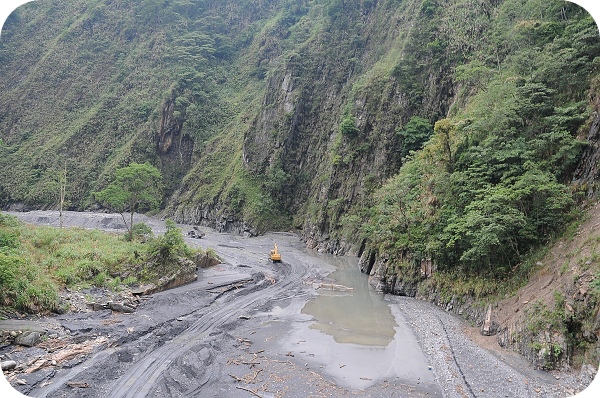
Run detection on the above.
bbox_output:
[123,275,138,285]
[0,252,58,311]
[339,115,360,136]
[396,116,433,158]
[76,259,104,280]
[55,265,79,286]
[0,213,19,228]
[128,222,154,241]
[18,281,58,312]
[0,253,20,298]
[0,230,19,251]
[94,271,109,287]
[147,219,193,263]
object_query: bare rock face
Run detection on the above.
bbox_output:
[481,305,499,336]
[172,205,259,236]
[367,258,388,293]
[157,98,182,154]
[358,249,376,274]
[573,106,600,197]
[390,276,418,297]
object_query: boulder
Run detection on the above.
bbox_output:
[481,305,499,336]
[15,331,43,347]
[1,360,17,370]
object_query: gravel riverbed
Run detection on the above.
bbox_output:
[1,210,598,397]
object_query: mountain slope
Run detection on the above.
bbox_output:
[0,0,599,370]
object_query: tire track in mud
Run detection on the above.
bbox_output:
[8,211,311,397]
[106,255,307,398]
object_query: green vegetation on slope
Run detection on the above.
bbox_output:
[0,213,208,313]
[0,0,598,275]
[357,0,600,369]
[0,0,283,227]
[365,0,597,278]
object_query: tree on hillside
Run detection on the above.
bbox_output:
[55,163,67,228]
[94,163,163,238]
[44,164,69,228]
[396,116,433,158]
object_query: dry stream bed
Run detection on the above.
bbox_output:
[0,211,596,397]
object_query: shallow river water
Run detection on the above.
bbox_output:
[276,254,436,390]
[302,255,397,346]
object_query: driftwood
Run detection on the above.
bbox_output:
[235,386,262,397]
[66,381,89,388]
[24,359,49,374]
[316,283,353,292]
[51,344,94,364]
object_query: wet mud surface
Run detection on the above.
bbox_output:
[1,211,595,397]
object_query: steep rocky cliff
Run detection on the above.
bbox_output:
[574,79,600,197]
[1,0,599,370]
[3,0,592,248]
[169,0,462,246]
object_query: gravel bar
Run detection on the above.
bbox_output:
[391,296,593,398]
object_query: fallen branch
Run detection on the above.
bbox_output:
[37,339,69,352]
[24,359,49,374]
[236,386,263,397]
[66,381,89,388]
[250,369,263,381]
[51,345,93,364]
[317,283,353,292]
[26,356,43,367]
[237,338,253,345]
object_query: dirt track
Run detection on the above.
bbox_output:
[1,211,596,397]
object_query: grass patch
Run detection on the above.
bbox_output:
[0,214,206,313]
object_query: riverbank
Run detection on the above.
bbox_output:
[361,200,600,379]
[1,211,597,397]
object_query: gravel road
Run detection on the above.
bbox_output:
[1,210,597,397]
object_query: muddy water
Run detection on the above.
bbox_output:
[276,254,437,391]
[302,255,397,346]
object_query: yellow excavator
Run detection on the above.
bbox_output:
[269,243,282,263]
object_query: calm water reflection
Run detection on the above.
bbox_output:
[302,255,397,346]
